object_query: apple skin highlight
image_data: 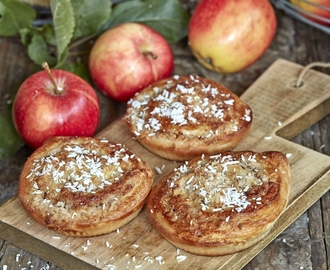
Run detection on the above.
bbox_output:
[89,22,174,102]
[188,0,277,74]
[12,69,100,149]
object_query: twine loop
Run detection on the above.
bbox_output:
[296,62,330,87]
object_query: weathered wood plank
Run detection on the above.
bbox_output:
[0,240,62,270]
[322,191,330,270]
[306,121,329,270]
[1,58,330,270]
[1,0,329,269]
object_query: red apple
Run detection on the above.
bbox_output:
[188,0,277,74]
[290,0,330,25]
[12,63,100,149]
[89,22,174,102]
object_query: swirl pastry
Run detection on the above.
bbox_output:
[18,136,154,237]
[124,75,252,161]
[147,151,291,256]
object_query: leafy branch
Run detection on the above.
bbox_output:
[0,0,190,159]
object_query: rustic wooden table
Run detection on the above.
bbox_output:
[0,1,329,269]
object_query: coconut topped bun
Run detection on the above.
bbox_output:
[147,150,291,256]
[124,75,253,161]
[18,136,154,237]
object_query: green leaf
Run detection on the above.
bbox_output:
[50,0,75,62]
[71,0,112,40]
[59,60,90,81]
[27,34,57,67]
[104,0,190,43]
[0,104,25,160]
[19,27,33,46]
[54,47,68,68]
[42,23,57,47]
[0,0,36,36]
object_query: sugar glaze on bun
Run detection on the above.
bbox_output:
[124,75,253,161]
[147,151,291,256]
[18,136,154,237]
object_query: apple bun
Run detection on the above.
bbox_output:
[18,136,154,237]
[147,151,291,256]
[124,75,253,161]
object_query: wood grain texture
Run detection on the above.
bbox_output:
[0,59,329,270]
[1,1,330,269]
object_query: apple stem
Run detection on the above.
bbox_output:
[42,62,61,95]
[142,51,158,60]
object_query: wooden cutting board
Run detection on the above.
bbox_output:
[0,58,330,270]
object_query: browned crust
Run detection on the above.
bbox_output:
[147,151,291,256]
[124,75,253,161]
[18,136,154,237]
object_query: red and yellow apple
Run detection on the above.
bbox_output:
[188,0,277,74]
[89,22,174,102]
[290,0,330,25]
[12,63,100,149]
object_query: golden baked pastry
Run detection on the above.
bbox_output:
[124,75,253,161]
[18,136,154,237]
[147,151,291,256]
